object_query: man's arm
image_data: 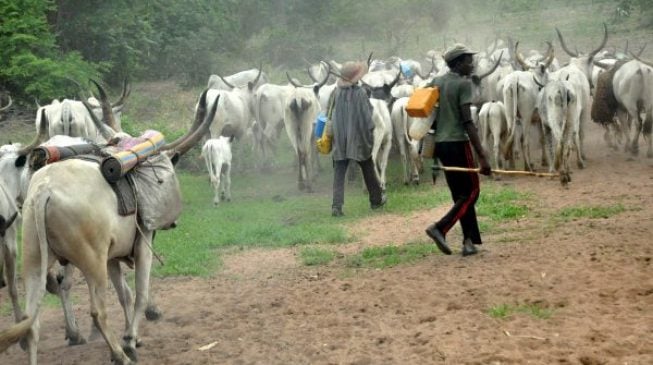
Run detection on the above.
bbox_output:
[461,103,492,176]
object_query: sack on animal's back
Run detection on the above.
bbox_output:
[131,153,182,231]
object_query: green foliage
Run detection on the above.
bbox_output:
[0,0,104,102]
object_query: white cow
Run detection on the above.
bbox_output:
[390,97,422,184]
[205,70,262,141]
[207,68,269,91]
[502,70,544,171]
[283,86,321,192]
[36,80,131,143]
[201,136,233,205]
[613,57,653,157]
[369,98,393,191]
[478,101,510,172]
[0,89,219,364]
[252,83,295,166]
[537,79,583,185]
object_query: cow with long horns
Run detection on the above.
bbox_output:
[0,88,219,365]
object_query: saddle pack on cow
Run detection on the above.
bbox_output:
[29,130,182,231]
[592,60,628,125]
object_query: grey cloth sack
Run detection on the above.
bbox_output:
[131,153,182,231]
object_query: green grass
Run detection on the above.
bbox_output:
[555,203,625,221]
[299,247,336,266]
[150,149,535,276]
[488,302,554,320]
[1,293,64,316]
[344,242,440,269]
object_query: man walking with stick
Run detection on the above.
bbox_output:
[425,44,492,257]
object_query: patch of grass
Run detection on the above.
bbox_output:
[299,247,336,266]
[478,186,531,222]
[344,242,439,269]
[488,302,554,320]
[556,204,625,221]
[1,293,64,316]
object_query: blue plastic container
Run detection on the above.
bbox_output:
[315,113,328,138]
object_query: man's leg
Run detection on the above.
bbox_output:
[358,158,384,207]
[332,159,349,215]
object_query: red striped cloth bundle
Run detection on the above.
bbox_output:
[101,130,166,183]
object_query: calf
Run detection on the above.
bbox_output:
[201,136,234,205]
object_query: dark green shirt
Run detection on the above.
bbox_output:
[430,72,472,143]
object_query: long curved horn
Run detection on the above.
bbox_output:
[111,79,131,108]
[161,89,211,151]
[543,42,555,68]
[636,43,647,57]
[90,79,120,132]
[555,27,579,57]
[587,23,608,60]
[593,60,612,69]
[17,109,49,156]
[218,74,235,89]
[81,99,116,141]
[252,64,263,86]
[0,94,12,112]
[388,69,402,88]
[167,94,219,157]
[307,64,319,83]
[630,52,653,68]
[315,63,331,89]
[366,52,373,67]
[514,42,530,71]
[417,56,437,79]
[286,72,303,88]
[478,51,504,80]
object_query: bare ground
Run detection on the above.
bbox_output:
[1,122,652,365]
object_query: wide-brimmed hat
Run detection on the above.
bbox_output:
[443,43,477,63]
[337,61,368,87]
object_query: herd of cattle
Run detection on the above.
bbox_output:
[1,23,652,364]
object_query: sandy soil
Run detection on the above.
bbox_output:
[1,121,652,365]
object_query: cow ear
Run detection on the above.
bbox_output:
[312,85,320,96]
[15,155,26,167]
[229,135,235,143]
[471,75,481,85]
[170,153,180,166]
[248,81,255,91]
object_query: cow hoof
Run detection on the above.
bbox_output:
[20,338,28,351]
[66,332,87,346]
[145,305,162,321]
[0,279,5,289]
[577,161,585,169]
[123,345,138,362]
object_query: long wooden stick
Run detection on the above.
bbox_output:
[433,165,559,177]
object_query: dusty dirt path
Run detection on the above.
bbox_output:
[1,122,652,365]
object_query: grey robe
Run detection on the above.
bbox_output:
[331,85,375,161]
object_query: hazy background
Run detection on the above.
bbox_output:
[1,0,653,152]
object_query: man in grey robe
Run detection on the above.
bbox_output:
[329,61,386,217]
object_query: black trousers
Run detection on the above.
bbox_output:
[434,141,482,244]
[332,158,383,209]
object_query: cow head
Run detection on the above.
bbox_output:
[361,69,401,107]
[287,63,331,96]
[555,23,608,87]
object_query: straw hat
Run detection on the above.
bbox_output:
[443,43,477,63]
[337,61,368,87]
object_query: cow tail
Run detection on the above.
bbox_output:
[401,105,412,145]
[643,68,653,135]
[0,190,50,352]
[0,316,34,353]
[502,82,519,159]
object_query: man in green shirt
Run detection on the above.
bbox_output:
[425,44,492,257]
